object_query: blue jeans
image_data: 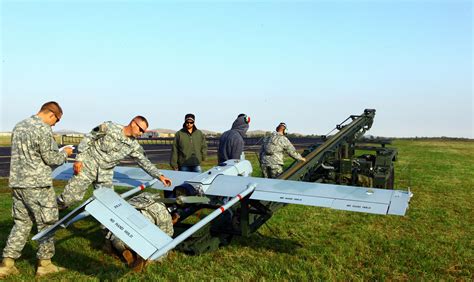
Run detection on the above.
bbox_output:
[179,165,202,173]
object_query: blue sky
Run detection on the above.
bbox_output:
[1,0,472,137]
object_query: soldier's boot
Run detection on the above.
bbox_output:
[56,196,69,211]
[0,257,20,278]
[171,213,180,225]
[131,256,147,272]
[36,259,65,277]
[122,250,135,267]
[102,240,115,255]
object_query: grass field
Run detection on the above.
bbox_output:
[0,136,11,147]
[0,139,472,280]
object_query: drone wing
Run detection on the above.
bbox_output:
[85,188,173,259]
[52,163,199,191]
[204,175,411,216]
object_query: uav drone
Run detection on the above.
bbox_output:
[34,158,411,261]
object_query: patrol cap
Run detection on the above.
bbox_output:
[185,113,195,122]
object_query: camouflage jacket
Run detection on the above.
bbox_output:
[259,132,304,166]
[9,115,68,188]
[76,121,163,178]
[127,192,173,236]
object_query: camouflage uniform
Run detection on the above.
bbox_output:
[259,132,305,178]
[58,122,164,206]
[107,192,173,254]
[3,115,68,260]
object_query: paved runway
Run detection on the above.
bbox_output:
[0,138,321,177]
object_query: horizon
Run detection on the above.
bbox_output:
[1,127,473,140]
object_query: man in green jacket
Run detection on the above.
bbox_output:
[170,114,207,173]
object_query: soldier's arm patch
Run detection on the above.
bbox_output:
[90,123,108,138]
[98,123,108,133]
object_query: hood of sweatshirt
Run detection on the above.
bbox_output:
[230,115,249,137]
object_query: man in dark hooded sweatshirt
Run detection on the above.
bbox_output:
[218,114,250,163]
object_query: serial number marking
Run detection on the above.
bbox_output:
[114,203,122,209]
[279,197,303,201]
[124,230,134,238]
[109,218,133,238]
[115,222,124,231]
[346,204,371,209]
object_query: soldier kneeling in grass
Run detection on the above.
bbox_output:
[103,192,173,272]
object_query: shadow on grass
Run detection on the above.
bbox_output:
[0,220,39,268]
[54,222,130,279]
[0,220,13,240]
[54,245,127,280]
[231,233,304,254]
[0,219,128,280]
[54,223,100,245]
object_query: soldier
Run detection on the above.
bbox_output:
[218,114,250,163]
[259,122,306,178]
[105,192,173,272]
[0,102,73,278]
[56,116,172,209]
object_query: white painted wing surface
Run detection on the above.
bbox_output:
[52,163,200,191]
[85,188,173,259]
[113,166,200,191]
[205,175,411,216]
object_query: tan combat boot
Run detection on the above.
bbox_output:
[0,257,20,278]
[131,255,147,272]
[122,249,135,267]
[36,259,65,277]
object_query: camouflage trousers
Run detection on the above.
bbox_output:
[59,158,114,206]
[261,165,283,179]
[3,187,58,260]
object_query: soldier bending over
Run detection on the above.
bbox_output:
[57,116,172,208]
